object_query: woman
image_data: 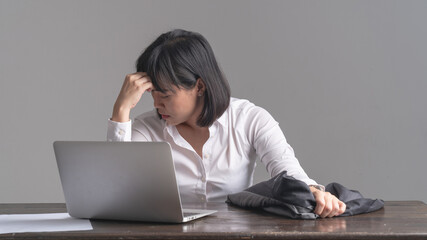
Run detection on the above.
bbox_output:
[107,29,346,218]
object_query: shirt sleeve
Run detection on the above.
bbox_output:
[247,106,319,186]
[107,118,151,142]
[107,119,132,141]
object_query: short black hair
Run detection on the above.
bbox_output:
[136,29,231,127]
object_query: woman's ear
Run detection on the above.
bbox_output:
[196,78,206,96]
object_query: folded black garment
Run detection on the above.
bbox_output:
[226,171,384,219]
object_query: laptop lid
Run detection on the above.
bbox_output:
[53,141,215,223]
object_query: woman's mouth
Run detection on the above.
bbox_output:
[157,109,170,119]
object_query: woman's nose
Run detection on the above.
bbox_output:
[152,92,163,108]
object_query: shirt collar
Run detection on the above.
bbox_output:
[215,110,228,129]
[162,108,229,138]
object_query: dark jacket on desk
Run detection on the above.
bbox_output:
[226,171,384,219]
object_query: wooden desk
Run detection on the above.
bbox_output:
[1,201,426,240]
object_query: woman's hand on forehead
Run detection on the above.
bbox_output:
[111,72,154,122]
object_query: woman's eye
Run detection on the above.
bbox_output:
[161,95,170,99]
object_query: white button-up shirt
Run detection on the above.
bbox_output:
[107,98,318,203]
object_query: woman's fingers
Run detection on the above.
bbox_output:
[338,200,347,215]
[313,191,326,216]
[312,189,346,218]
[134,76,154,92]
[326,197,341,218]
[320,193,333,218]
[112,72,152,122]
[120,73,153,106]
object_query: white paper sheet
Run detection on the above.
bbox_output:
[0,213,93,234]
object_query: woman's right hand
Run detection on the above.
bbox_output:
[111,72,154,122]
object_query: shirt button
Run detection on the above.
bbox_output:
[204,154,209,159]
[202,176,206,182]
[200,196,206,201]
[118,129,125,135]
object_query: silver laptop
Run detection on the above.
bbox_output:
[53,141,216,223]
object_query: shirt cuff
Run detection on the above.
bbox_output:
[107,119,132,141]
[309,184,326,192]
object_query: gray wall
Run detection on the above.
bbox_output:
[1,0,426,203]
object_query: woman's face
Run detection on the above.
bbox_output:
[151,84,203,127]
